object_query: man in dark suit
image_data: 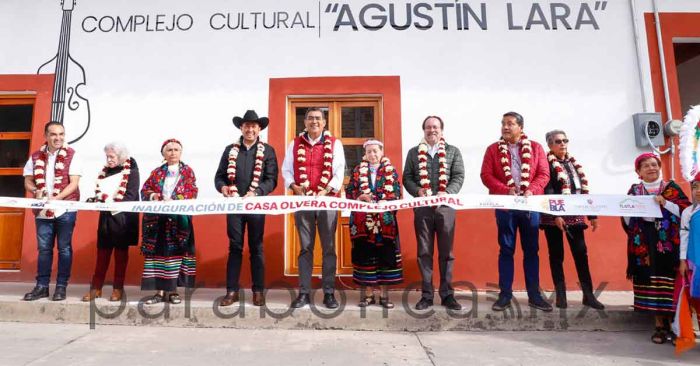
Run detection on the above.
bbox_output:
[215,110,278,307]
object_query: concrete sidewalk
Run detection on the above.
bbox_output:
[1,322,699,366]
[0,281,652,331]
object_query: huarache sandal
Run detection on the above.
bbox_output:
[651,327,667,344]
[358,294,376,307]
[379,297,394,309]
[169,293,182,304]
[144,293,164,305]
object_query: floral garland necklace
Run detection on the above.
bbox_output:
[497,134,532,193]
[358,157,395,234]
[547,152,589,195]
[93,158,132,202]
[33,143,68,218]
[296,130,333,195]
[416,137,447,196]
[227,138,265,197]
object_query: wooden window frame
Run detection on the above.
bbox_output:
[287,97,384,183]
[0,97,35,176]
[0,94,37,270]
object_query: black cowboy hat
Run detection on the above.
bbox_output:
[232,110,269,130]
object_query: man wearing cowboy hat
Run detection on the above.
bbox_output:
[215,110,278,306]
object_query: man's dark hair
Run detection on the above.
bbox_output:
[422,115,444,130]
[503,112,524,128]
[304,107,326,120]
[44,121,64,134]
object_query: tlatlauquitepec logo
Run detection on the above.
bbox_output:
[618,198,647,211]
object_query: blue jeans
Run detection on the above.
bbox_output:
[35,212,77,288]
[495,209,542,300]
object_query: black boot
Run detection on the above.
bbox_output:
[581,282,604,310]
[23,286,49,301]
[582,291,605,310]
[554,283,567,309]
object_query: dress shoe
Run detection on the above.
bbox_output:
[82,289,102,302]
[528,296,553,312]
[582,293,605,310]
[23,286,49,301]
[323,293,339,309]
[219,291,239,307]
[110,289,124,302]
[291,293,310,308]
[415,298,433,310]
[252,292,265,306]
[52,286,67,301]
[491,295,511,311]
[441,295,462,310]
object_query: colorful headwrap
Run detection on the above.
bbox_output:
[634,152,661,171]
[363,139,384,149]
[161,138,182,153]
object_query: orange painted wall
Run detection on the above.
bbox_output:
[0,73,630,292]
[4,10,699,292]
[644,12,700,194]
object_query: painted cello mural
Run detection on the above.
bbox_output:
[37,0,91,144]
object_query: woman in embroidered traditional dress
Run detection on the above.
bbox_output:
[346,140,403,308]
[82,142,140,302]
[622,153,689,344]
[540,130,604,310]
[140,138,198,305]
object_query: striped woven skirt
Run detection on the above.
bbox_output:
[352,238,403,287]
[141,255,196,291]
[633,275,676,314]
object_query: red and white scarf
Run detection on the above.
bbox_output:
[33,143,68,218]
[547,151,589,194]
[296,130,333,195]
[93,158,132,202]
[358,157,395,233]
[498,134,532,194]
[417,137,448,196]
[227,140,265,197]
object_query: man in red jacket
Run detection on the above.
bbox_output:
[480,112,552,312]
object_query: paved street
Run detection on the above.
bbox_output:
[1,322,698,365]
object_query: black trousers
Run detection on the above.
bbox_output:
[226,214,265,292]
[543,225,593,291]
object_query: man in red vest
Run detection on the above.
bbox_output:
[282,107,346,309]
[22,122,82,301]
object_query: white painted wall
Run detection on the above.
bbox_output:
[1,0,699,197]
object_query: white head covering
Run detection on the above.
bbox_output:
[362,139,383,149]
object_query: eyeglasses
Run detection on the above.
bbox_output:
[305,116,324,121]
[553,139,569,144]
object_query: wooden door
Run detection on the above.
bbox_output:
[284,97,383,276]
[0,97,34,270]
